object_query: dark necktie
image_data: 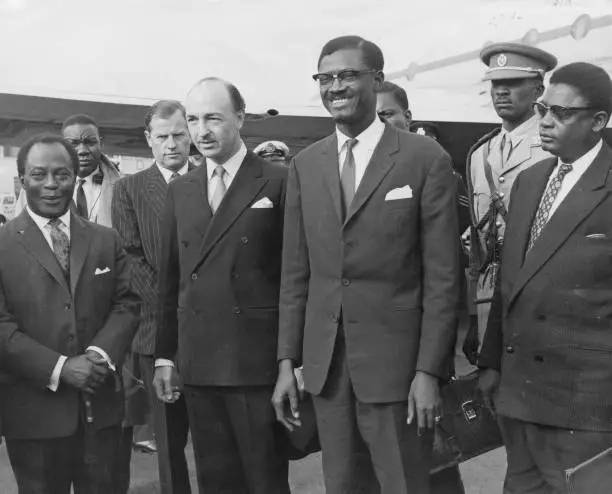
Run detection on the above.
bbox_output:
[527,163,573,252]
[75,178,88,218]
[47,218,70,275]
[169,172,180,182]
[340,138,358,219]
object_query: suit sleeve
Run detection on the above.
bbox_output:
[88,230,141,364]
[477,172,523,371]
[278,159,310,363]
[155,185,180,360]
[0,273,62,389]
[416,151,461,378]
[111,179,156,309]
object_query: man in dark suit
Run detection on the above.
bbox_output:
[478,62,612,493]
[272,36,461,494]
[112,100,193,494]
[154,78,289,494]
[0,133,140,493]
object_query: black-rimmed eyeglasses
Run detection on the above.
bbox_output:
[533,101,596,122]
[312,69,378,86]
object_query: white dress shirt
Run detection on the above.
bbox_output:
[154,142,248,370]
[26,206,114,391]
[156,161,189,184]
[336,117,385,190]
[74,167,103,221]
[545,139,603,218]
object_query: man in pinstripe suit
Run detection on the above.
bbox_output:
[112,100,193,494]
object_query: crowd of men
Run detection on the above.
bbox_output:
[0,32,611,494]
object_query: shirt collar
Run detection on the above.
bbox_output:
[559,139,603,171]
[336,116,386,154]
[206,141,247,182]
[79,166,101,185]
[500,114,539,146]
[26,206,71,231]
[156,161,189,183]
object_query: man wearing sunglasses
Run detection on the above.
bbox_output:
[464,43,557,365]
[478,62,612,492]
[273,35,461,494]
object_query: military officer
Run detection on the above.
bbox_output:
[253,140,292,165]
[464,43,557,362]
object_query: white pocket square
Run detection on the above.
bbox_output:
[586,233,608,239]
[251,197,274,209]
[95,267,111,275]
[385,185,413,201]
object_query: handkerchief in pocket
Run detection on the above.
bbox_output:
[95,267,111,275]
[251,197,274,209]
[385,185,413,201]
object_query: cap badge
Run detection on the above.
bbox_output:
[497,54,507,67]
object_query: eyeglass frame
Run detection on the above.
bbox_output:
[533,101,598,122]
[312,69,380,86]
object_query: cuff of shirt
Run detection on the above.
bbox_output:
[86,346,116,372]
[154,358,175,368]
[47,355,68,392]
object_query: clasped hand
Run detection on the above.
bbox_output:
[60,351,110,393]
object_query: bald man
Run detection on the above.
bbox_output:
[153,78,290,494]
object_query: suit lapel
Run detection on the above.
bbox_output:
[143,164,168,219]
[197,153,266,265]
[320,135,343,223]
[69,213,91,294]
[15,212,71,295]
[509,145,612,307]
[344,125,398,227]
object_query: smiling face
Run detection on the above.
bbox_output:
[490,78,543,127]
[62,123,102,178]
[538,83,607,163]
[185,80,244,165]
[318,48,382,136]
[21,142,76,218]
[145,110,191,171]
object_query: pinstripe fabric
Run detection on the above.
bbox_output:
[112,164,186,355]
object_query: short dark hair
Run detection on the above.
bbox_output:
[17,133,80,176]
[61,113,99,132]
[318,35,384,71]
[0,214,6,224]
[190,77,246,113]
[550,62,612,115]
[378,81,409,110]
[144,100,186,131]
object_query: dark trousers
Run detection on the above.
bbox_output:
[183,384,289,494]
[6,423,125,494]
[430,465,465,494]
[499,415,612,494]
[312,328,433,494]
[137,353,191,494]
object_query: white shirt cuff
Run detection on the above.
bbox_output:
[86,346,116,372]
[154,358,175,368]
[48,355,68,392]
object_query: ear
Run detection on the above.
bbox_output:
[534,82,545,99]
[592,111,609,133]
[373,70,384,91]
[144,129,153,148]
[235,110,245,130]
[404,109,413,127]
[19,175,25,188]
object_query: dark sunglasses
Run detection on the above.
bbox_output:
[533,101,596,122]
[312,69,378,86]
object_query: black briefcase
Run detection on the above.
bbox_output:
[430,371,504,473]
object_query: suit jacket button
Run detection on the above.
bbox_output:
[332,315,338,322]
[191,273,198,280]
[498,176,505,183]
[64,303,71,311]
[241,237,249,244]
[506,345,514,354]
[534,355,544,363]
[233,306,241,314]
[67,334,75,341]
[536,314,546,321]
[342,279,351,286]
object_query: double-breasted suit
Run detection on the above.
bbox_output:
[156,150,289,494]
[278,123,461,493]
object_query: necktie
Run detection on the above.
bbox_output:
[210,165,227,214]
[75,178,88,218]
[500,134,512,167]
[47,218,70,274]
[527,163,573,252]
[340,138,358,219]
[169,172,180,182]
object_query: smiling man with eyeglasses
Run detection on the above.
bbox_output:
[478,62,612,493]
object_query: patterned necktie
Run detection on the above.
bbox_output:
[527,163,573,252]
[210,165,227,214]
[340,138,358,219]
[75,178,88,218]
[47,218,70,274]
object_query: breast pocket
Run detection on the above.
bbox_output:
[381,200,416,236]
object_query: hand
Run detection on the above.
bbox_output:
[407,371,442,434]
[153,366,180,403]
[271,360,301,431]
[461,227,471,255]
[60,354,109,393]
[477,368,500,418]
